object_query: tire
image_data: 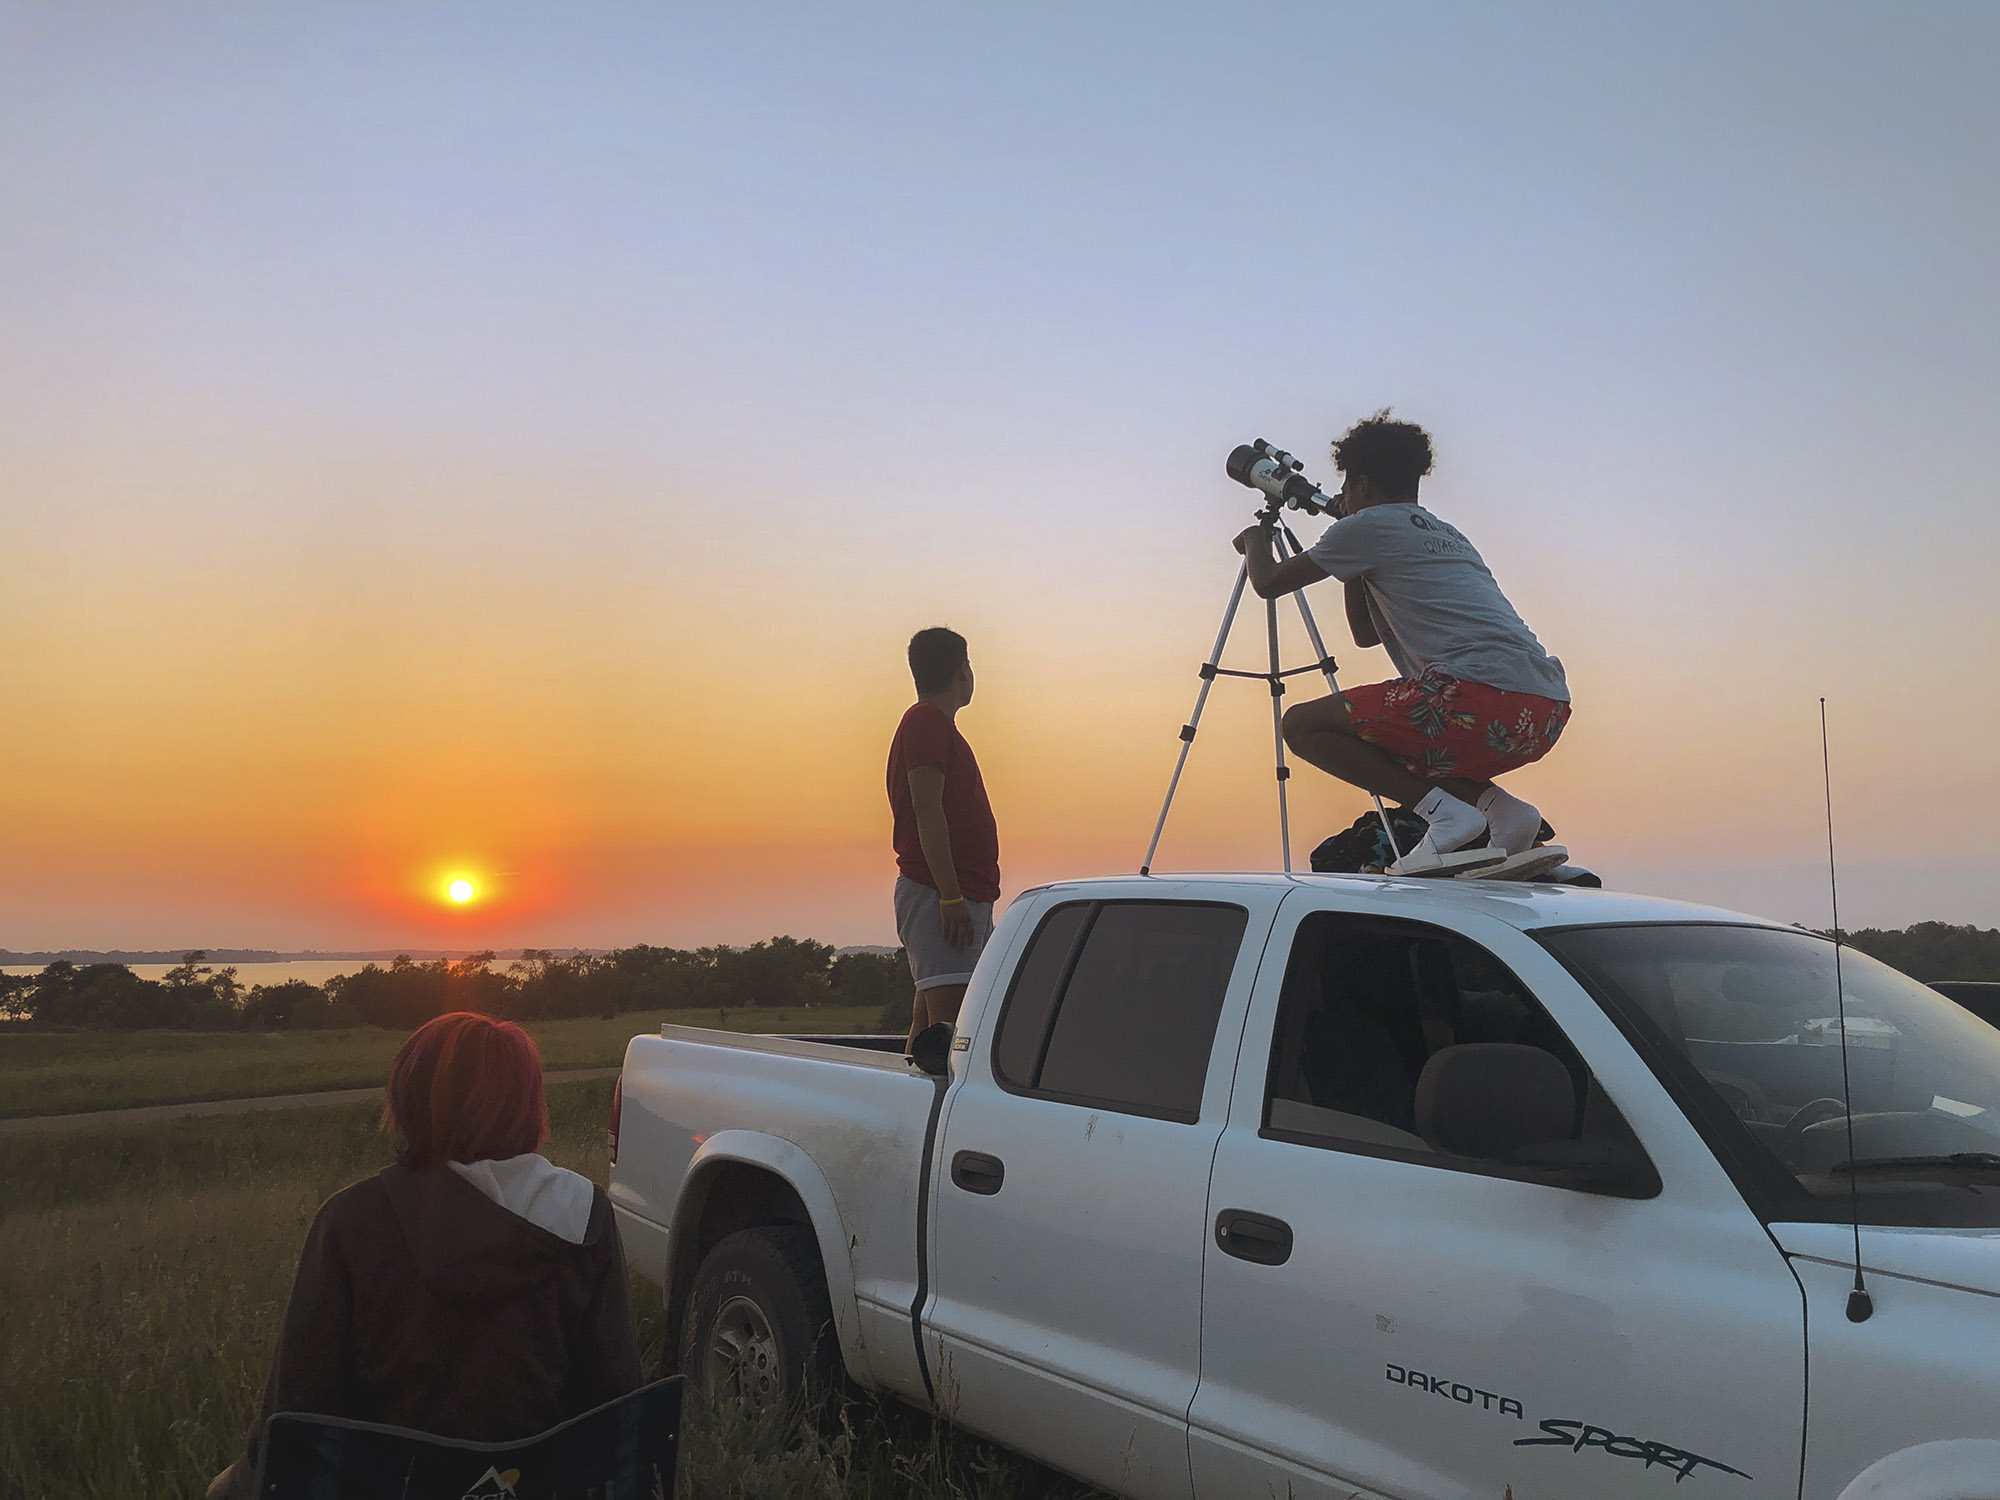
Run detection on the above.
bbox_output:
[679,1225,841,1410]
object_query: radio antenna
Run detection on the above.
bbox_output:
[1821,697,1872,1323]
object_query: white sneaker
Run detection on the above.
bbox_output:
[1389,789,1505,876]
[1475,786,1543,855]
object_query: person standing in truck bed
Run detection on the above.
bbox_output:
[886,626,1001,1052]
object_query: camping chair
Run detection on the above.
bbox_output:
[252,1375,682,1500]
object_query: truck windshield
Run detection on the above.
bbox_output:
[1543,923,2000,1227]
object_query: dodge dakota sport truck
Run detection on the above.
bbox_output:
[608,875,2000,1500]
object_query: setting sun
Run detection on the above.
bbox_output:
[447,879,475,904]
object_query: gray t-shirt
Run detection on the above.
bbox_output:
[1304,502,1568,702]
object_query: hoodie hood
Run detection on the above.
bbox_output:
[378,1163,603,1307]
[449,1154,595,1244]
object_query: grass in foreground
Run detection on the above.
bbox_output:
[680,1391,1096,1500]
[0,1079,1094,1500]
[0,1004,884,1118]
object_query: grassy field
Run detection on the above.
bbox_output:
[0,1077,1094,1500]
[0,1005,885,1118]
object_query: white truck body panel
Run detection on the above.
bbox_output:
[611,872,2000,1500]
[1191,892,1806,1499]
[1772,1221,2000,1500]
[926,879,1292,1500]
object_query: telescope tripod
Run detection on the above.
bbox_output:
[1140,516,1405,875]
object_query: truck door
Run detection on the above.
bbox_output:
[928,886,1276,1500]
[1190,905,1805,1500]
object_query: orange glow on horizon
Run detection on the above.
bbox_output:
[4,479,1996,947]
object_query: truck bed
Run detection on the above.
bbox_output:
[609,1023,946,1395]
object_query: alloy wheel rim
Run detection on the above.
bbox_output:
[706,1294,783,1409]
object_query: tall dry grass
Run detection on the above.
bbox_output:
[0,1182,309,1497]
[0,1079,1095,1500]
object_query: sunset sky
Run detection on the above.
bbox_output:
[4,3,1997,951]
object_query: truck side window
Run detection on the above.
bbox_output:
[993,900,1248,1122]
[1263,913,1645,1183]
[993,902,1091,1089]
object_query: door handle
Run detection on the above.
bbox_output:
[951,1150,1005,1195]
[1215,1208,1293,1266]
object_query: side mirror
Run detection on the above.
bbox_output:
[909,1022,953,1078]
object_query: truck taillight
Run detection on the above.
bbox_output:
[607,1076,623,1165]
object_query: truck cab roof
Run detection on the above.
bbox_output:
[1016,871,1784,936]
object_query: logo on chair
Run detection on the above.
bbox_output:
[461,1467,520,1500]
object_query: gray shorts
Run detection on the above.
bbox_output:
[894,876,994,991]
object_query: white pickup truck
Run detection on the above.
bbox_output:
[608,874,2000,1500]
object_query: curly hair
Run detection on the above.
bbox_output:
[1331,409,1435,500]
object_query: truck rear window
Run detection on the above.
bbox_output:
[992,900,1248,1122]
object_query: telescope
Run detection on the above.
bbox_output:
[1225,438,1336,516]
[1141,438,1405,878]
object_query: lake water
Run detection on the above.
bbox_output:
[0,959,475,986]
[3,946,896,985]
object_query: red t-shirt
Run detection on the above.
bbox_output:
[886,701,1001,902]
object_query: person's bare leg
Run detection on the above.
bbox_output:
[1283,696,1503,806]
[1282,692,1510,867]
[925,983,968,1030]
[906,982,968,1050]
[1280,696,1434,804]
[1284,692,1550,861]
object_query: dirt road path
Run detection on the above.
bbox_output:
[0,1067,621,1137]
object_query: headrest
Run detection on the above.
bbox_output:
[1415,1043,1577,1160]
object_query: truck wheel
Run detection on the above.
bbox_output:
[680,1225,840,1410]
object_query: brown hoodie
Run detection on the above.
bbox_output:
[229,1163,641,1483]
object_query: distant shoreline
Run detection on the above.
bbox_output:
[0,948,579,965]
[1,944,900,966]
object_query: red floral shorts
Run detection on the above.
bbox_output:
[1341,665,1571,782]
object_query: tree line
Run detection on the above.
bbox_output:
[3,921,1995,1037]
[1838,922,2000,984]
[0,938,916,1034]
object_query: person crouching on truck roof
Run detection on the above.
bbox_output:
[205,1012,640,1500]
[1233,410,1571,875]
[887,626,1001,1053]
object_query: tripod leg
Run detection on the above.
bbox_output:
[1278,523,1405,863]
[1268,593,1292,872]
[1141,562,1251,875]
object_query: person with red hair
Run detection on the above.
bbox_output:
[207,1012,641,1498]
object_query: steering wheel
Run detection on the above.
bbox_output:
[1779,1096,1849,1163]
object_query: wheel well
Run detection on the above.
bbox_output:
[665,1161,820,1360]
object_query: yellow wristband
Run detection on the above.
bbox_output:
[938,895,966,908]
